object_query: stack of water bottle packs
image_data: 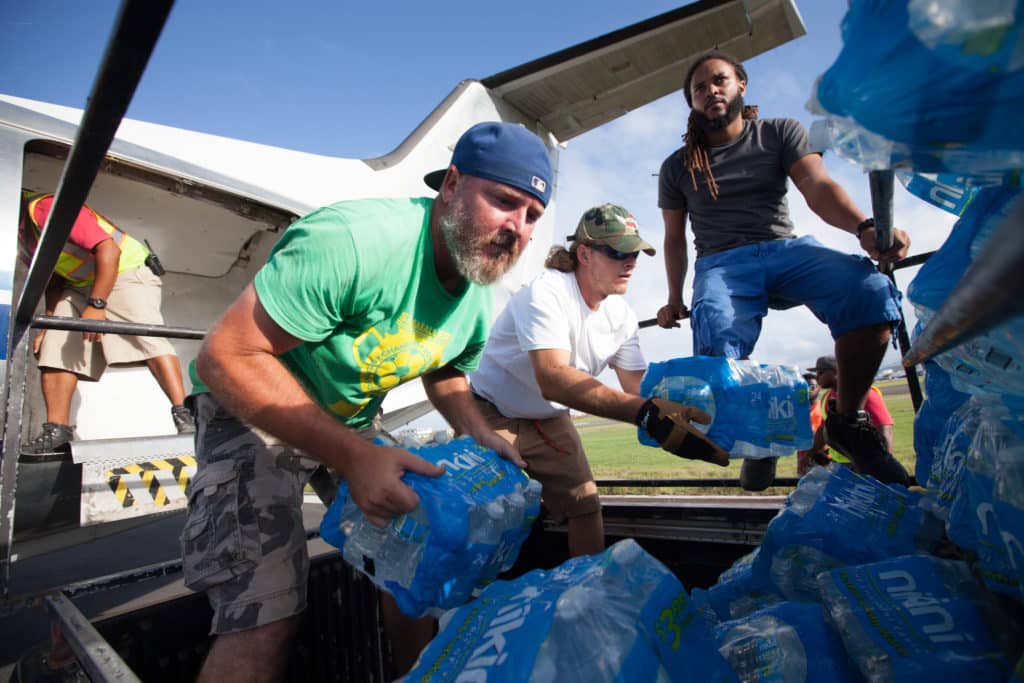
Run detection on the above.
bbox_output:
[699,465,1022,681]
[320,436,541,617]
[402,538,736,682]
[639,356,814,460]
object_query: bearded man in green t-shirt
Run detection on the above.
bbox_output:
[183,122,552,681]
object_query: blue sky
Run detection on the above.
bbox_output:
[0,0,955,375]
[3,1,851,156]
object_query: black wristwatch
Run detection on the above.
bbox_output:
[855,217,875,238]
[86,297,107,310]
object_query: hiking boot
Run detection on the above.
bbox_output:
[824,410,911,486]
[740,456,777,491]
[22,422,74,455]
[171,404,196,434]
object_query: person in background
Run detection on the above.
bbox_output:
[655,49,911,490]
[19,191,194,457]
[808,354,896,473]
[470,204,728,557]
[184,122,551,682]
[796,370,827,476]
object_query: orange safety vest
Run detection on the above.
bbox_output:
[20,192,149,288]
[820,386,885,464]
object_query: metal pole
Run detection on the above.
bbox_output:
[32,314,205,340]
[869,169,923,411]
[45,592,144,683]
[0,0,176,594]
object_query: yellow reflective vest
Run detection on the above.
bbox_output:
[21,192,149,288]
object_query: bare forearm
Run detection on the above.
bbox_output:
[90,240,120,301]
[538,366,644,423]
[423,368,491,440]
[43,277,62,314]
[195,340,367,472]
[803,179,864,233]
[663,234,688,303]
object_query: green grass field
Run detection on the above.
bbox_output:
[578,394,917,495]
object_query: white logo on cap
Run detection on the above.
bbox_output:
[531,176,547,193]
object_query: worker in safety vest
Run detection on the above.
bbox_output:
[806,354,895,470]
[796,371,827,476]
[19,191,194,456]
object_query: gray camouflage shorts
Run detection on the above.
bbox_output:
[180,393,381,635]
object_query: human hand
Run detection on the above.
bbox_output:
[33,329,46,356]
[860,226,910,266]
[81,305,107,342]
[656,301,689,329]
[635,397,729,466]
[342,442,446,527]
[475,429,525,468]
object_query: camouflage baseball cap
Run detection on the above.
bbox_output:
[568,204,656,256]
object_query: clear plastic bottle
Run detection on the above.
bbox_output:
[785,463,834,516]
[337,499,428,587]
[530,540,666,682]
[641,357,813,459]
[650,375,716,434]
[716,613,807,682]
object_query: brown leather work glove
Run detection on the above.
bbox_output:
[635,398,729,467]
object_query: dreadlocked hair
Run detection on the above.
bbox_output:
[679,49,757,200]
[679,105,758,200]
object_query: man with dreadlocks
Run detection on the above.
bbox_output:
[656,49,912,490]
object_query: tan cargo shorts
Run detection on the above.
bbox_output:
[37,266,176,380]
[180,393,380,635]
[473,395,600,522]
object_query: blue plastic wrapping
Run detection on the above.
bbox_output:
[908,187,1024,400]
[914,361,970,483]
[814,0,1024,175]
[752,465,944,602]
[639,356,812,459]
[713,601,860,683]
[818,555,1017,682]
[320,436,540,617]
[401,539,736,682]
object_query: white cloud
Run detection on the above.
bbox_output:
[554,98,958,375]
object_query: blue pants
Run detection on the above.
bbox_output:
[691,236,901,358]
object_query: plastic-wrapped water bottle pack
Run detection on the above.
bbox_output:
[639,356,813,460]
[906,187,1024,407]
[713,601,861,683]
[809,0,1024,176]
[320,436,541,617]
[401,539,735,683]
[818,555,1018,682]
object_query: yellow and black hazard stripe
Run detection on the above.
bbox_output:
[107,456,196,508]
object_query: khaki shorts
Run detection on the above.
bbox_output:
[180,393,381,635]
[474,395,600,522]
[37,266,176,380]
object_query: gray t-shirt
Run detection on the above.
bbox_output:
[658,118,816,258]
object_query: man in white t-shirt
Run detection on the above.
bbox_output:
[470,204,728,556]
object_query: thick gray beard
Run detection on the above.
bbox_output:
[439,200,519,286]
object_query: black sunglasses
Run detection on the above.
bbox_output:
[587,243,639,261]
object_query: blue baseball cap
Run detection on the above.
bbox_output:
[423,122,553,206]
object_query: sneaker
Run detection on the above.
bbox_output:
[171,404,196,434]
[22,422,74,455]
[740,457,777,491]
[824,410,911,486]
